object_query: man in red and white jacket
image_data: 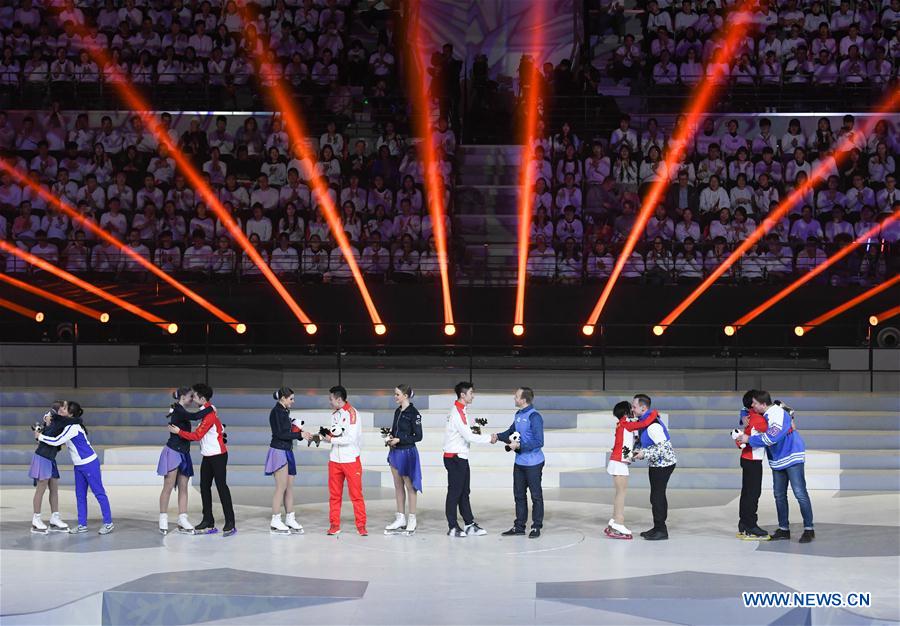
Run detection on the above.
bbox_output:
[442,382,493,537]
[324,385,367,536]
[169,383,235,536]
[735,390,769,540]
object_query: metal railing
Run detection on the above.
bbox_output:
[1,320,895,392]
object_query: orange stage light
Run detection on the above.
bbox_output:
[259,81,384,326]
[305,323,318,335]
[724,325,736,337]
[513,2,545,329]
[0,240,173,331]
[374,324,387,336]
[0,272,109,322]
[407,1,456,327]
[582,324,595,336]
[730,212,898,329]
[585,0,758,327]
[796,275,900,335]
[0,161,245,333]
[652,325,665,336]
[513,324,525,337]
[71,26,315,330]
[0,297,44,322]
[869,304,900,326]
[658,90,900,329]
[444,323,457,336]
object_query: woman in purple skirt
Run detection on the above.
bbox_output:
[29,401,69,533]
[266,387,309,534]
[384,384,424,534]
[156,387,212,535]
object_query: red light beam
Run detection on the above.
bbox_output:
[0,297,44,322]
[0,272,109,322]
[796,275,900,335]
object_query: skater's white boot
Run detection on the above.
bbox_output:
[385,512,406,531]
[285,512,304,534]
[159,513,169,535]
[405,514,417,533]
[31,514,48,534]
[48,512,69,532]
[177,513,195,534]
[270,514,291,535]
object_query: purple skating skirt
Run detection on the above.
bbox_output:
[387,447,423,493]
[29,454,59,482]
[265,448,296,476]
[156,446,194,477]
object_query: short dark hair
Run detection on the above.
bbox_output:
[752,390,772,406]
[613,401,631,419]
[742,390,756,409]
[633,394,652,408]
[329,385,347,401]
[518,387,534,404]
[192,383,213,401]
[454,381,474,398]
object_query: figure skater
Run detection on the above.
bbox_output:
[29,401,69,533]
[384,384,423,534]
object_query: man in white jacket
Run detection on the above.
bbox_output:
[443,382,492,537]
[324,385,367,536]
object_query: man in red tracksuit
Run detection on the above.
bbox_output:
[324,385,367,536]
[735,389,770,540]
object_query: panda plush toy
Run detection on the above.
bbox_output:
[471,417,488,435]
[379,427,393,447]
[731,428,746,449]
[505,432,520,452]
[319,425,345,439]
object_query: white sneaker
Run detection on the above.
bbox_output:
[465,523,487,536]
[98,523,115,535]
[31,515,48,534]
[284,512,304,534]
[405,514,417,533]
[385,512,407,531]
[270,515,290,535]
[159,513,169,535]
[177,514,195,533]
[49,513,69,532]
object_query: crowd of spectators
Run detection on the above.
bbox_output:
[0,108,457,284]
[0,0,397,112]
[524,113,899,285]
[600,0,899,92]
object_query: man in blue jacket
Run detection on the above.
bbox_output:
[493,387,545,538]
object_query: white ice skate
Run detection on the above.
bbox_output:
[285,512,304,535]
[48,513,69,532]
[159,513,169,535]
[31,515,48,535]
[604,519,633,540]
[176,514,195,535]
[384,512,407,534]
[270,515,291,535]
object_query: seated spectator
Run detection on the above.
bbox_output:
[526,236,556,282]
[730,174,753,215]
[646,204,674,241]
[210,236,235,279]
[679,47,703,85]
[158,201,187,242]
[709,207,735,243]
[730,207,756,242]
[343,174,370,214]
[790,205,824,241]
[107,172,135,213]
[668,171,698,215]
[361,232,390,280]
[99,199,127,240]
[555,175,583,216]
[12,202,40,243]
[41,207,70,244]
[675,237,703,282]
[241,233,269,281]
[854,206,879,239]
[118,229,151,281]
[876,175,897,214]
[620,246,645,282]
[278,203,306,245]
[251,174,280,213]
[324,232,357,283]
[795,237,828,275]
[92,230,122,276]
[270,233,300,279]
[301,234,328,283]
[245,204,273,244]
[675,207,701,242]
[697,144,725,185]
[638,145,669,186]
[704,236,733,281]
[845,175,875,216]
[182,229,212,276]
[645,237,674,285]
[30,230,59,268]
[393,199,421,240]
[556,237,582,285]
[556,205,584,244]
[261,148,287,189]
[62,230,89,274]
[698,175,730,216]
[392,234,420,283]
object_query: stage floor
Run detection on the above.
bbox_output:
[1,485,898,626]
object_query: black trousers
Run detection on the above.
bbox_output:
[513,462,544,530]
[739,457,763,528]
[444,456,474,529]
[648,464,675,530]
[200,453,234,526]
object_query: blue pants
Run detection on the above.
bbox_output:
[74,459,112,526]
[772,462,813,530]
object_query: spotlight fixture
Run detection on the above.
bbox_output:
[653,325,665,336]
[512,324,525,337]
[582,324,595,336]
[444,324,457,336]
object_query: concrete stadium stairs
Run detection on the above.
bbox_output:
[1,390,897,491]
